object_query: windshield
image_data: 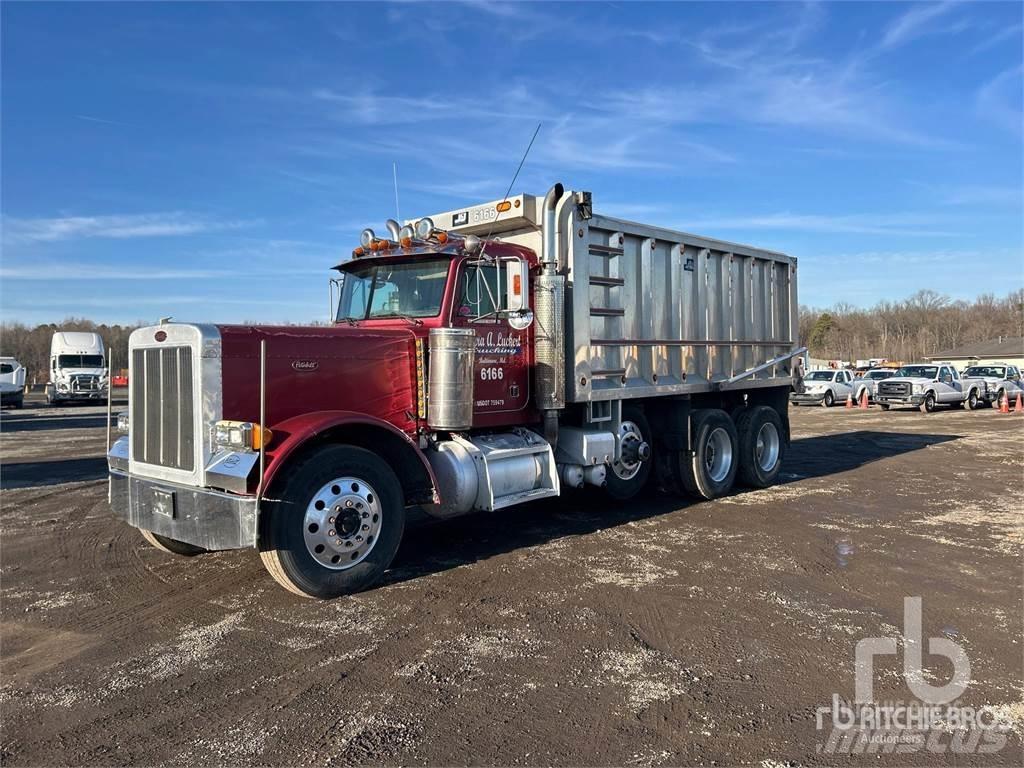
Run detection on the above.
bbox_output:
[336,258,449,322]
[897,365,937,379]
[58,354,104,368]
[866,370,896,380]
[965,366,1005,378]
[806,371,835,381]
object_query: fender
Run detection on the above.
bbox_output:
[261,410,439,504]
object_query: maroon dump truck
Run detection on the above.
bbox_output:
[108,184,802,598]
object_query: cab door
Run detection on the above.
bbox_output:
[935,366,957,402]
[452,261,531,425]
[835,370,854,399]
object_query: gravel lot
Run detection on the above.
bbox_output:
[1,395,1022,766]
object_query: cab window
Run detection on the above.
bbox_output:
[457,263,506,320]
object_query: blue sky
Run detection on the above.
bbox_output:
[2,1,1021,325]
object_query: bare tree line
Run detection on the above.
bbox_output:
[799,289,1024,363]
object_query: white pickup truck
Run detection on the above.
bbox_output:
[960,363,1024,408]
[789,368,856,407]
[874,363,984,413]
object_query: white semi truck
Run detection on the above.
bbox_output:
[0,357,26,409]
[46,332,108,405]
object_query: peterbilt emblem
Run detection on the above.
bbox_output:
[292,360,318,372]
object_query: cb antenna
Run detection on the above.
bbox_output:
[392,161,401,222]
[479,122,541,256]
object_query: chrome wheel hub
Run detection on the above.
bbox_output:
[705,427,733,483]
[303,477,382,570]
[612,420,650,481]
[754,422,780,472]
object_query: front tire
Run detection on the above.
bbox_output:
[965,390,978,410]
[879,403,890,411]
[678,409,738,500]
[736,406,785,488]
[259,445,405,599]
[605,406,653,501]
[822,390,835,408]
[140,529,207,557]
[920,392,936,413]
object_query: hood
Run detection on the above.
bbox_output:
[217,324,420,432]
[54,367,107,377]
[882,376,933,385]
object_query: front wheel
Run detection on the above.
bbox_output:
[678,409,738,500]
[879,403,890,411]
[140,529,207,557]
[920,392,936,413]
[736,406,786,488]
[822,390,835,408]
[259,444,405,599]
[965,390,978,410]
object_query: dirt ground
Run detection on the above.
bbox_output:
[1,394,1022,766]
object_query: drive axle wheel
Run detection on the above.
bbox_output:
[735,406,785,488]
[140,529,207,557]
[678,409,738,500]
[605,406,653,501]
[260,445,404,599]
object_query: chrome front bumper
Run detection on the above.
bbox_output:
[875,394,924,406]
[790,392,826,404]
[109,470,258,550]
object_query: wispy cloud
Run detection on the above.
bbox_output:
[879,1,959,49]
[677,212,961,237]
[74,114,129,127]
[976,64,1024,134]
[2,212,257,243]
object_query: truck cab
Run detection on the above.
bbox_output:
[0,357,26,409]
[47,331,108,405]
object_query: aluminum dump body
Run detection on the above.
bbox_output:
[425,190,799,404]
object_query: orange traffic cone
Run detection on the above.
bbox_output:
[1015,393,1023,413]
[845,393,853,409]
[999,392,1010,414]
[859,390,869,409]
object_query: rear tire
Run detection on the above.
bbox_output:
[140,529,207,557]
[605,405,654,501]
[735,406,785,488]
[678,409,738,500]
[259,444,405,599]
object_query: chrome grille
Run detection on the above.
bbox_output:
[878,381,910,397]
[131,346,195,470]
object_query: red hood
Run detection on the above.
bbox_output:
[217,324,419,434]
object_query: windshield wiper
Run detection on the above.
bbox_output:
[373,313,423,326]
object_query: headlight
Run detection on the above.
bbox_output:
[57,382,68,391]
[912,383,924,394]
[116,412,130,433]
[212,420,272,451]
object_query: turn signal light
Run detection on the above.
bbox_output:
[436,231,449,244]
[496,200,512,213]
[213,421,273,452]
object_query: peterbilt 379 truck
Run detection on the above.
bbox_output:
[107,184,802,598]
